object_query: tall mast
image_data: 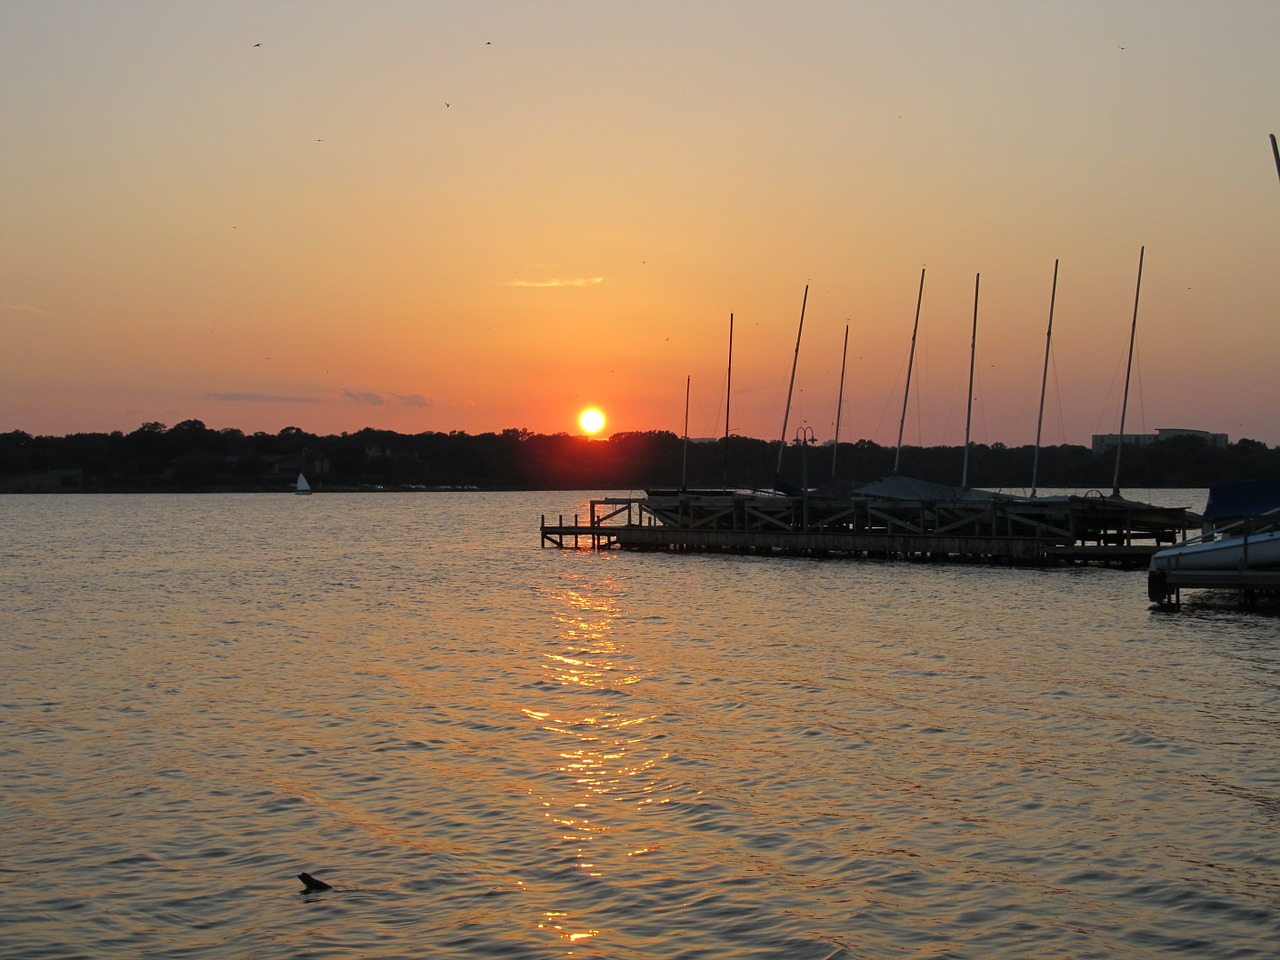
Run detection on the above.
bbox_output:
[894,268,926,474]
[776,284,809,477]
[681,374,691,489]
[1031,259,1059,497]
[832,323,849,479]
[1111,246,1145,497]
[961,273,980,489]
[723,313,733,487]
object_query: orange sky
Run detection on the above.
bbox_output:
[3,1,1278,445]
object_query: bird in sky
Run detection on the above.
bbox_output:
[253,43,261,47]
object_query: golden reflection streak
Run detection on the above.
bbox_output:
[522,577,671,946]
[536,910,600,945]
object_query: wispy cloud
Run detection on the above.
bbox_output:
[391,393,430,408]
[342,389,386,406]
[208,392,320,404]
[342,389,432,408]
[506,276,604,288]
[5,303,56,318]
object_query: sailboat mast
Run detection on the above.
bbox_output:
[1031,259,1059,497]
[776,285,809,476]
[1111,246,1145,497]
[723,313,733,487]
[681,374,691,489]
[832,323,849,479]
[961,273,980,489]
[894,268,926,474]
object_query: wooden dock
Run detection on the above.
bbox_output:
[541,489,1192,568]
[1148,568,1280,606]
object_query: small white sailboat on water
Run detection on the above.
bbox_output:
[295,473,312,495]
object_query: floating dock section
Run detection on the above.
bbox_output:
[542,480,1193,568]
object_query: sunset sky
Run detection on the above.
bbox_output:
[3,1,1278,446]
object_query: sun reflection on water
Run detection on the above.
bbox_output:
[536,910,599,945]
[522,573,671,946]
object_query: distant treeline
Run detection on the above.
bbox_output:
[2,421,1277,493]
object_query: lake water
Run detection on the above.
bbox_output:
[2,490,1277,959]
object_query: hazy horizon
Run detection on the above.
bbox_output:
[8,419,1264,452]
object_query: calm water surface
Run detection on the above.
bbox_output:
[1,491,1277,959]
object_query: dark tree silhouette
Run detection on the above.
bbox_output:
[0,423,1275,493]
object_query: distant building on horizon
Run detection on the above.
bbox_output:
[1091,428,1228,456]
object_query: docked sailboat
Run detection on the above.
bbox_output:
[1148,478,1280,604]
[1150,478,1280,571]
[1149,520,1280,572]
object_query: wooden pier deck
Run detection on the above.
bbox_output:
[1151,568,1280,603]
[541,491,1192,568]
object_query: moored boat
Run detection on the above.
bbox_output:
[1147,478,1280,604]
[1148,520,1280,572]
[1150,478,1280,572]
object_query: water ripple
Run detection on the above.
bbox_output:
[1,493,1277,958]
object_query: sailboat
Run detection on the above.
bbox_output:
[1149,517,1280,573]
[1150,479,1280,574]
[295,473,312,495]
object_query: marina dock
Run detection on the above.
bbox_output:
[1148,568,1280,605]
[541,486,1192,568]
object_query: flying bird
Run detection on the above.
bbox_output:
[253,43,261,47]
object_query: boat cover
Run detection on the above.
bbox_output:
[851,475,1013,502]
[1203,477,1280,522]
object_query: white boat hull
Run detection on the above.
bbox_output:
[1150,529,1280,572]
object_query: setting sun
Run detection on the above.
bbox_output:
[578,407,606,436]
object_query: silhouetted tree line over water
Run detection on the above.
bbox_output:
[2,420,1277,493]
